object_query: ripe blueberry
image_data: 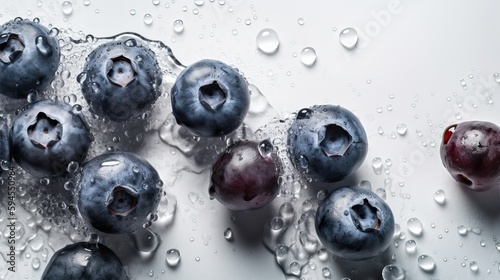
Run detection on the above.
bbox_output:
[315,186,395,261]
[42,242,129,280]
[287,105,368,182]
[10,99,91,177]
[171,59,250,137]
[80,37,162,121]
[77,151,163,234]
[0,18,60,99]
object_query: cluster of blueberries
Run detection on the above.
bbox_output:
[0,18,404,278]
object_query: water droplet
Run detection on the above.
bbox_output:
[258,139,273,158]
[270,217,284,230]
[131,228,162,253]
[152,0,161,5]
[300,47,317,66]
[194,0,205,6]
[494,73,500,83]
[297,17,305,25]
[396,124,407,135]
[470,261,478,272]
[480,240,486,247]
[32,257,41,269]
[417,255,435,272]
[358,180,372,191]
[371,157,383,175]
[66,161,79,173]
[433,189,446,205]
[405,240,417,254]
[322,267,332,278]
[62,1,73,15]
[377,126,384,135]
[224,228,234,241]
[407,218,423,236]
[382,264,406,280]
[256,28,280,54]
[289,262,301,276]
[166,249,181,267]
[144,14,154,25]
[171,20,185,33]
[187,192,199,204]
[375,188,387,200]
[83,0,91,6]
[339,27,358,49]
[101,160,120,167]
[130,9,136,15]
[35,36,53,56]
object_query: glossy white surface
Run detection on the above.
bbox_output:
[1,1,500,279]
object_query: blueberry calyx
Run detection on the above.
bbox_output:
[319,124,353,157]
[199,80,227,111]
[106,55,136,87]
[106,186,139,216]
[27,112,62,148]
[0,33,24,63]
[349,198,380,232]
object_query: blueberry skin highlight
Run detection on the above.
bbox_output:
[42,242,129,280]
[0,18,60,99]
[10,100,91,177]
[171,59,250,137]
[315,186,395,261]
[80,38,162,121]
[287,105,368,182]
[77,151,163,234]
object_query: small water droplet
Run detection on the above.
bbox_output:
[377,126,384,135]
[417,255,435,272]
[339,27,358,49]
[256,28,280,54]
[433,189,446,205]
[32,257,41,269]
[405,240,417,255]
[371,157,383,175]
[35,36,53,56]
[396,124,407,135]
[470,261,478,273]
[300,47,317,66]
[297,17,305,25]
[187,192,199,204]
[375,188,387,200]
[62,1,73,15]
[407,218,423,236]
[322,267,332,278]
[494,73,500,83]
[382,264,406,280]
[144,14,154,25]
[270,217,284,230]
[194,0,205,6]
[130,9,136,15]
[83,0,91,6]
[166,249,181,267]
[224,228,234,241]
[480,240,486,247]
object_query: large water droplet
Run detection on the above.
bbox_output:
[339,27,358,49]
[407,218,423,236]
[300,47,317,66]
[396,124,407,135]
[405,240,417,254]
[173,20,184,33]
[382,264,406,280]
[131,228,162,253]
[433,189,446,205]
[62,1,73,15]
[35,36,53,56]
[144,14,154,25]
[256,28,280,54]
[166,249,181,267]
[224,228,234,241]
[371,157,383,175]
[417,255,435,272]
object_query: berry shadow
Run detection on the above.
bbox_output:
[223,204,275,248]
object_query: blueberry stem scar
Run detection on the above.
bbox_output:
[199,80,227,111]
[107,186,139,216]
[350,199,380,232]
[27,113,62,148]
[0,34,25,63]
[107,55,136,87]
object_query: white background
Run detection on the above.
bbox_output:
[1,0,500,279]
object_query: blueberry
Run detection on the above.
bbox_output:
[171,59,250,137]
[0,116,10,171]
[440,121,500,191]
[77,151,163,234]
[210,139,281,211]
[80,37,162,122]
[315,186,395,261]
[0,18,60,99]
[42,242,129,280]
[287,105,368,182]
[10,99,91,177]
